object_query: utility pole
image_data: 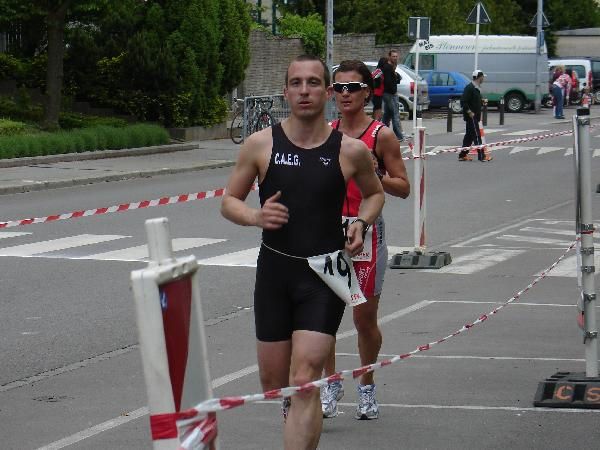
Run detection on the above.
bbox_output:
[326,0,333,71]
[535,0,544,112]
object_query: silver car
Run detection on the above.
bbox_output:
[364,62,430,117]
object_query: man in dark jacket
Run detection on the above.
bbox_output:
[459,70,491,162]
[381,49,404,141]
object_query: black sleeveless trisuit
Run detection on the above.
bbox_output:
[254,123,347,342]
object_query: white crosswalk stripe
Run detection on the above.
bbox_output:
[79,238,226,262]
[542,254,600,278]
[509,146,538,154]
[422,248,525,274]
[0,231,31,239]
[536,147,565,155]
[503,129,549,136]
[0,234,127,257]
[0,221,589,277]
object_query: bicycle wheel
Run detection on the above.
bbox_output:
[254,112,275,132]
[230,110,244,144]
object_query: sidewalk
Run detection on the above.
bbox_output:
[0,139,240,195]
[0,109,548,195]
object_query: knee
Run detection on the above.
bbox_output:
[354,311,379,336]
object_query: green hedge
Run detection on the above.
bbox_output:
[0,119,28,137]
[0,124,170,159]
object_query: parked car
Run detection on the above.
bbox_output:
[339,61,430,118]
[548,57,600,104]
[423,71,470,112]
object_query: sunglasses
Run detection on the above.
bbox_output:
[332,82,368,93]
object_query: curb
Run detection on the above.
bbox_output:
[0,142,200,168]
[0,160,235,195]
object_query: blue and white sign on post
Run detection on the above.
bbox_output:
[131,218,218,450]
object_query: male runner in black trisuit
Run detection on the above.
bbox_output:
[221,54,384,450]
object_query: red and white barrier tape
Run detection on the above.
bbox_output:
[166,239,577,447]
[0,184,258,229]
[402,123,599,160]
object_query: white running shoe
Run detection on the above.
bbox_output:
[320,380,344,418]
[355,384,379,420]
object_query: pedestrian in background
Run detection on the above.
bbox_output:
[552,69,572,119]
[370,57,386,121]
[322,59,410,421]
[381,49,404,141]
[459,69,491,162]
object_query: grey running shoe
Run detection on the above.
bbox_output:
[355,384,379,420]
[320,380,344,418]
[281,397,291,422]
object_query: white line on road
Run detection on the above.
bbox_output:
[255,399,600,414]
[503,129,549,136]
[35,300,433,448]
[80,238,226,261]
[0,234,128,256]
[0,231,31,239]
[422,248,525,274]
[496,234,574,247]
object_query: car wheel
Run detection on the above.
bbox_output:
[450,99,462,114]
[398,98,409,119]
[593,89,600,105]
[505,92,525,113]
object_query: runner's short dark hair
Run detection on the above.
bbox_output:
[285,55,330,87]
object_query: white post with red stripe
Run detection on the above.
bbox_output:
[131,218,217,449]
[413,118,427,251]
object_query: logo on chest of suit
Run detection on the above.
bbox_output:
[320,157,331,166]
[274,152,301,166]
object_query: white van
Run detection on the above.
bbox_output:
[404,35,548,112]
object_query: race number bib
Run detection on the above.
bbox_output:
[307,250,367,307]
[342,216,373,262]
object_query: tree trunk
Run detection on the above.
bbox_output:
[43,2,71,130]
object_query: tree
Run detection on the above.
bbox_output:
[0,0,110,129]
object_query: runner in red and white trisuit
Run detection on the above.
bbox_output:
[323,59,410,420]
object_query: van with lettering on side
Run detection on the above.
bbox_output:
[404,35,548,113]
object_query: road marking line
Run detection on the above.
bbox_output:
[594,149,600,158]
[518,226,581,237]
[541,253,600,277]
[337,353,593,362]
[536,146,566,155]
[255,399,600,414]
[503,129,549,136]
[0,231,31,239]
[197,247,260,267]
[496,234,575,246]
[81,238,226,261]
[509,146,537,154]
[34,300,431,449]
[451,217,541,247]
[422,249,525,274]
[0,234,128,256]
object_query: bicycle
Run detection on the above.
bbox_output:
[229,96,276,144]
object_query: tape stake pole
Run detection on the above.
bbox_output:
[419,124,427,249]
[413,119,422,250]
[575,108,598,378]
[146,218,175,266]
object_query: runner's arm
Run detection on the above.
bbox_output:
[344,139,385,256]
[375,127,410,198]
[221,134,289,230]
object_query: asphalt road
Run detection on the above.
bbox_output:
[1,106,600,449]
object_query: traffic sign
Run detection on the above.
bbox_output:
[466,2,491,24]
[530,12,550,28]
[408,17,430,40]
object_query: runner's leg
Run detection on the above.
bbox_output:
[285,330,334,450]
